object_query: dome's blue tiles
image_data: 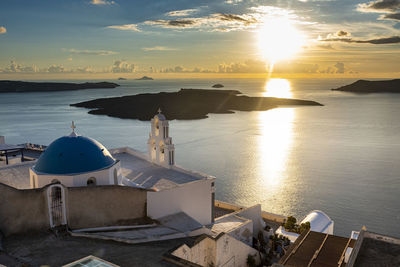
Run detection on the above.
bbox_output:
[33,136,116,175]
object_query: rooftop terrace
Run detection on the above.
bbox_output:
[111,147,212,190]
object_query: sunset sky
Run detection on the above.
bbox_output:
[0,0,399,78]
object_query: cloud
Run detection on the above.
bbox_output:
[106,24,141,32]
[144,13,259,32]
[142,46,177,51]
[47,65,65,73]
[334,62,345,73]
[335,30,351,37]
[325,30,351,39]
[157,60,347,74]
[0,26,6,34]
[357,0,400,13]
[0,60,129,74]
[111,60,135,73]
[159,66,216,73]
[225,0,243,4]
[75,66,94,73]
[90,0,116,5]
[216,13,257,25]
[0,61,37,73]
[317,62,347,74]
[320,35,400,44]
[64,48,118,56]
[218,60,267,73]
[145,19,196,28]
[165,9,199,17]
[316,44,335,50]
[358,0,400,21]
[380,12,400,20]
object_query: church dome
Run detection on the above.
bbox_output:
[154,108,166,121]
[33,135,116,175]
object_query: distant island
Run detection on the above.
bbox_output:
[332,79,400,93]
[135,76,153,80]
[118,77,127,80]
[71,88,323,120]
[212,84,224,88]
[0,80,119,93]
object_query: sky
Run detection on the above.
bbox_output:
[0,0,399,79]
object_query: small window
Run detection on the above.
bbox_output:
[87,177,96,186]
[211,182,215,187]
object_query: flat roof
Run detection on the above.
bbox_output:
[0,161,34,189]
[352,231,400,266]
[206,214,250,238]
[112,147,211,190]
[280,231,356,267]
[3,231,190,266]
[0,144,23,152]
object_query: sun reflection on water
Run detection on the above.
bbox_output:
[263,78,293,98]
[257,108,295,190]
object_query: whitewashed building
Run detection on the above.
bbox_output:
[275,210,334,242]
[28,111,216,226]
[29,122,122,188]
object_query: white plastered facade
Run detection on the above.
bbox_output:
[29,161,122,188]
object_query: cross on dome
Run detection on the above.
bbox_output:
[69,121,78,137]
[71,121,76,131]
[158,108,162,114]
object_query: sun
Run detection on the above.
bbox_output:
[257,18,305,63]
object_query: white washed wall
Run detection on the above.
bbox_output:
[147,179,213,225]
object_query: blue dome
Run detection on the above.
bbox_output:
[33,135,116,175]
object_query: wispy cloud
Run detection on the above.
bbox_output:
[381,12,400,20]
[142,46,178,51]
[144,13,260,32]
[115,5,301,33]
[64,48,118,56]
[357,0,400,21]
[166,9,199,17]
[106,24,141,32]
[320,35,400,44]
[225,0,243,4]
[357,0,400,13]
[90,0,116,5]
[0,26,6,34]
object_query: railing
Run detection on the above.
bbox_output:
[18,143,47,151]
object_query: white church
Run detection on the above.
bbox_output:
[28,110,216,225]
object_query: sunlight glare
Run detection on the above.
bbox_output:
[258,108,295,188]
[258,18,304,63]
[263,78,293,98]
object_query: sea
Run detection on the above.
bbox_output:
[0,78,399,238]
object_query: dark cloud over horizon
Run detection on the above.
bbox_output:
[358,0,400,21]
[321,35,400,44]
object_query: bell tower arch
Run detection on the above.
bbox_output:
[147,109,175,168]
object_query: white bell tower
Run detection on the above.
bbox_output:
[147,109,175,168]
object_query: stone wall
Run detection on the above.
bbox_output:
[0,183,49,236]
[67,186,147,229]
[0,183,148,235]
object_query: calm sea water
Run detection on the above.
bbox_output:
[0,78,399,238]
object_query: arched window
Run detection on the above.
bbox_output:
[87,177,96,186]
[113,169,118,185]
